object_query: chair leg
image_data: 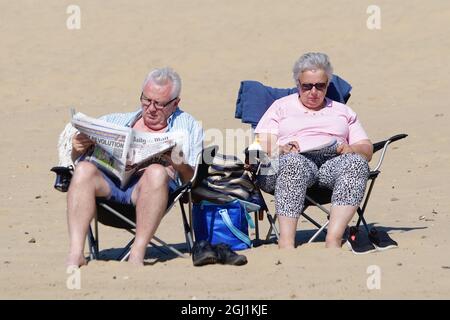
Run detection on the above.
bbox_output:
[117,238,135,261]
[266,212,279,241]
[179,201,194,254]
[188,193,194,241]
[307,220,329,243]
[302,212,326,230]
[252,210,262,247]
[120,251,131,262]
[87,225,98,260]
[302,195,333,243]
[356,207,370,233]
[116,237,180,261]
[355,177,376,233]
[94,215,99,254]
[98,202,187,260]
[151,236,187,258]
[119,229,186,260]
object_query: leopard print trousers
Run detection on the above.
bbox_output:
[256,147,370,219]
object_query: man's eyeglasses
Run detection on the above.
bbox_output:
[140,92,178,110]
[299,82,327,92]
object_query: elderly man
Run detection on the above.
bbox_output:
[66,67,203,266]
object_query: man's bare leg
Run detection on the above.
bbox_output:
[128,165,169,266]
[326,205,357,248]
[66,162,110,267]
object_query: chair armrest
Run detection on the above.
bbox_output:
[171,181,193,204]
[190,145,218,189]
[373,134,408,152]
[50,166,74,192]
[372,134,408,171]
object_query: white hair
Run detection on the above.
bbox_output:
[142,67,182,99]
[292,52,333,87]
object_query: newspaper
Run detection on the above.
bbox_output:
[71,110,183,188]
[299,138,337,153]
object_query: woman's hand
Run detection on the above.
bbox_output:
[280,141,300,154]
[336,143,354,155]
[337,140,373,161]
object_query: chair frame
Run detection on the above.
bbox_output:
[51,146,217,262]
[246,134,408,245]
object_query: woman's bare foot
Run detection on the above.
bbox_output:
[325,236,343,248]
[278,238,296,249]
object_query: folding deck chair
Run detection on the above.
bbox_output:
[51,145,218,262]
[235,78,408,247]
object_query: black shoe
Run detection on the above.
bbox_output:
[368,227,398,251]
[214,243,248,266]
[346,226,377,255]
[192,240,218,267]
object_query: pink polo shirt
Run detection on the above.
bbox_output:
[254,93,369,152]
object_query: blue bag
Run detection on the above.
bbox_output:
[193,199,253,250]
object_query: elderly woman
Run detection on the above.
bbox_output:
[255,52,373,249]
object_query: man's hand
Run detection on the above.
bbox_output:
[162,145,193,182]
[72,133,94,159]
[280,141,300,155]
[162,145,185,169]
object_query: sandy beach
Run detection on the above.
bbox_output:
[1,0,449,299]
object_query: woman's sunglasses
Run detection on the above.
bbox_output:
[300,82,327,91]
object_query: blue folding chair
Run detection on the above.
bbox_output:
[235,76,407,247]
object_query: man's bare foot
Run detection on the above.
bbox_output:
[127,255,145,266]
[128,249,145,266]
[66,253,87,268]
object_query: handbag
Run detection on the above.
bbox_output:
[192,153,256,204]
[193,199,254,250]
